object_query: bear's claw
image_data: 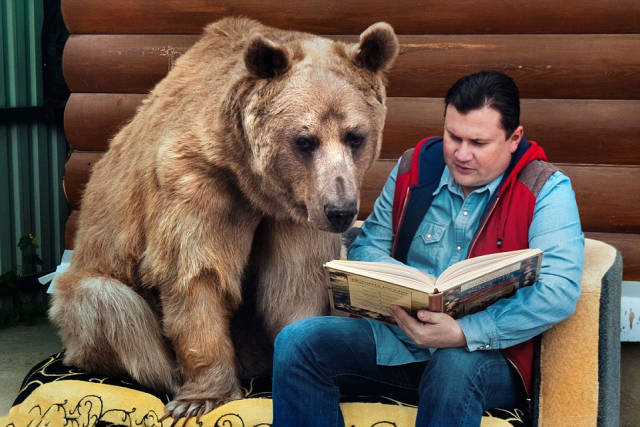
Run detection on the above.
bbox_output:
[162,396,235,425]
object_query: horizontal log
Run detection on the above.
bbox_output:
[64,151,640,234]
[585,232,640,281]
[63,35,197,95]
[389,34,640,99]
[64,93,640,165]
[63,34,640,99]
[373,98,640,163]
[64,93,146,151]
[64,93,144,151]
[560,164,640,234]
[63,151,101,209]
[61,0,640,35]
[358,161,640,234]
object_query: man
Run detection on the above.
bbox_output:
[271,71,584,426]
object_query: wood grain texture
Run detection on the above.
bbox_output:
[64,93,640,165]
[63,152,640,234]
[559,164,640,234]
[62,35,197,95]
[63,151,102,209]
[378,98,640,163]
[61,0,640,35]
[585,232,640,281]
[64,93,145,150]
[62,34,640,99]
[358,160,640,234]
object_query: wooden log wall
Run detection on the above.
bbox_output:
[61,0,640,280]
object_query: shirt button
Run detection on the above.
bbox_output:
[463,210,468,216]
[426,234,432,238]
[457,245,462,251]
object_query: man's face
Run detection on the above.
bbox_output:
[443,105,523,196]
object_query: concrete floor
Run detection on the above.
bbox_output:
[0,321,62,415]
[1,322,640,424]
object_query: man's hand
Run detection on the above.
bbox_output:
[388,305,467,348]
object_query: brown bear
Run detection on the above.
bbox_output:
[49,17,398,420]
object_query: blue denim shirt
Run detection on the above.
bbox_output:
[348,161,584,366]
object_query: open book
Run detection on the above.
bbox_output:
[324,248,542,323]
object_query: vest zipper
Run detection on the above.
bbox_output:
[505,354,532,421]
[505,354,529,395]
[469,193,532,404]
[468,195,500,256]
[392,186,412,257]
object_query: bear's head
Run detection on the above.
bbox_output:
[239,22,399,233]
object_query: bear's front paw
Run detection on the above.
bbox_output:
[161,390,243,425]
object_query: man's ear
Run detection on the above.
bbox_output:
[245,37,290,78]
[509,125,524,153]
[351,22,399,73]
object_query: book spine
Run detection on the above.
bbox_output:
[428,292,443,312]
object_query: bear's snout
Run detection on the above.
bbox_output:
[324,199,358,233]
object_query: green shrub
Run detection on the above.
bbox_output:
[0,234,50,328]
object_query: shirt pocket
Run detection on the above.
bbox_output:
[418,222,446,246]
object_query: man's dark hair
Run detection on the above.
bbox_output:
[444,71,520,137]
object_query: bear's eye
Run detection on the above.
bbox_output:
[294,136,319,154]
[345,132,365,149]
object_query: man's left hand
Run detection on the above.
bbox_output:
[388,305,467,348]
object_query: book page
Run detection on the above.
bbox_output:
[326,268,432,323]
[348,275,412,315]
[436,248,540,289]
[325,260,436,291]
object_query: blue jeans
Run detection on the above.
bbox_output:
[272,316,525,427]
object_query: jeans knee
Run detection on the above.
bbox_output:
[421,348,481,388]
[421,348,508,399]
[418,349,521,421]
[273,317,324,368]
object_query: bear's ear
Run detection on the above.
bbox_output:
[352,22,399,73]
[245,37,290,78]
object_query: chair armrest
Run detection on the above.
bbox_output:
[535,238,621,427]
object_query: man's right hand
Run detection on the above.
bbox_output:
[389,305,467,349]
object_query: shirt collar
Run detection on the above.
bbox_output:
[433,166,504,198]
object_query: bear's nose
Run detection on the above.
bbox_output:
[324,200,358,233]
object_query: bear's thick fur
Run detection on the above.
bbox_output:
[50,17,398,419]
